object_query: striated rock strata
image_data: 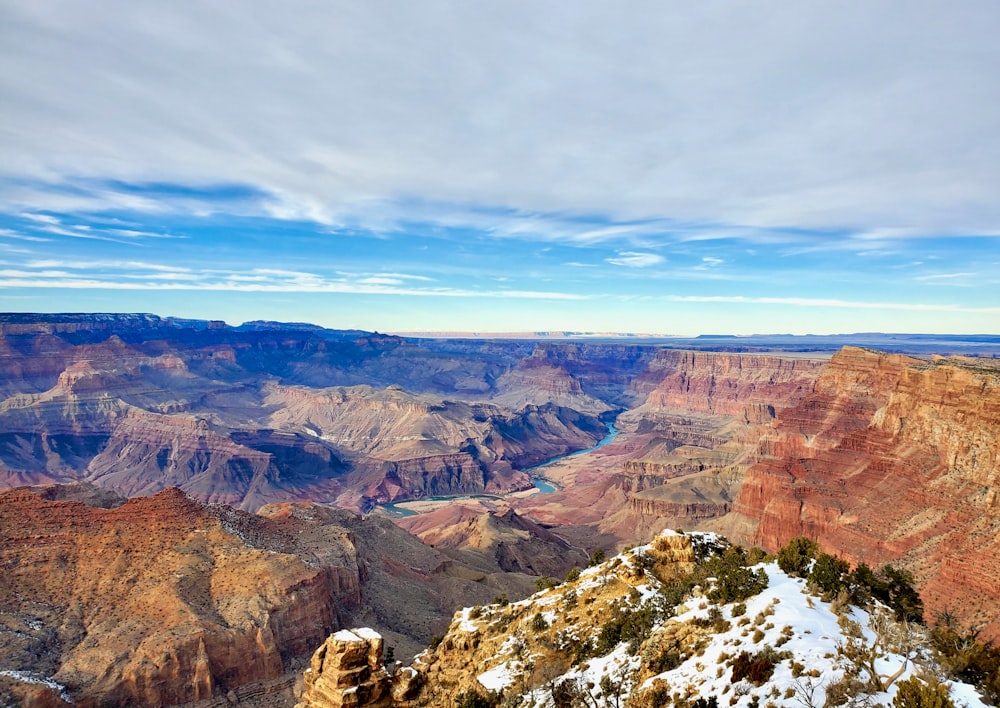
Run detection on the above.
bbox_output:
[733,347,1000,637]
[0,486,339,706]
[630,350,825,416]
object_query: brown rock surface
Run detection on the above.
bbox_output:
[732,347,1000,637]
[0,486,338,706]
[296,629,392,708]
[396,501,589,578]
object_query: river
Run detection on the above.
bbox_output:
[378,422,618,517]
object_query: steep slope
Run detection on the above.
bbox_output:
[0,316,615,511]
[301,531,991,707]
[0,486,339,706]
[733,348,1000,638]
[629,350,826,416]
[0,485,550,706]
[395,500,589,578]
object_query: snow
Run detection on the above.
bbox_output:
[444,532,991,708]
[641,561,990,708]
[478,662,516,691]
[0,670,72,703]
[333,629,363,643]
[354,627,382,640]
[457,606,482,632]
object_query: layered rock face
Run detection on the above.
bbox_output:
[631,350,825,416]
[396,502,589,578]
[733,348,1000,637]
[0,318,613,511]
[0,486,339,706]
[0,485,566,705]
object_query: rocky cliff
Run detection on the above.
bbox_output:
[733,347,1000,637]
[0,486,339,706]
[630,350,825,416]
[0,320,614,511]
[0,485,563,706]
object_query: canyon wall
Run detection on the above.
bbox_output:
[733,347,1000,636]
[630,350,826,416]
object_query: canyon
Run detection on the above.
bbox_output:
[0,313,998,705]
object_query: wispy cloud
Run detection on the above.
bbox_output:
[0,263,585,300]
[666,295,1000,314]
[605,251,664,268]
[694,257,724,270]
[914,272,976,281]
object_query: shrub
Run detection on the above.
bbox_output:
[808,552,851,596]
[565,566,581,582]
[589,549,607,566]
[530,612,549,632]
[709,561,769,603]
[776,537,818,578]
[892,675,955,708]
[850,563,924,623]
[536,576,558,591]
[595,602,657,655]
[456,689,501,708]
[929,614,1000,704]
[880,565,924,623]
[730,649,779,685]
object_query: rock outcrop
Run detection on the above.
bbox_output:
[297,529,991,708]
[0,485,559,706]
[296,629,392,708]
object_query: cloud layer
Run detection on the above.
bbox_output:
[1,1,999,333]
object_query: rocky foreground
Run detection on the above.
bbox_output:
[298,531,997,708]
[0,485,584,706]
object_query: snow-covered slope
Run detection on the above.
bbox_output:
[409,530,988,707]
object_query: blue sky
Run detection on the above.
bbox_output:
[1,2,998,335]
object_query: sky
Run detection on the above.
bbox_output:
[1,2,999,335]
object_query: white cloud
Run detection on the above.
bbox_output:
[1,1,998,238]
[914,272,976,281]
[605,251,665,268]
[694,257,724,270]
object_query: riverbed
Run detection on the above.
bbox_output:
[378,422,618,517]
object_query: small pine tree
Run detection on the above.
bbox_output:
[777,536,819,578]
[809,552,850,596]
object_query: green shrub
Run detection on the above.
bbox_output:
[565,566,581,582]
[589,549,607,566]
[849,563,924,623]
[776,537,818,578]
[808,552,850,596]
[535,576,558,591]
[892,675,955,708]
[530,612,549,632]
[929,614,1000,704]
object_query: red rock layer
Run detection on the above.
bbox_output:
[632,350,826,416]
[733,347,1000,637]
